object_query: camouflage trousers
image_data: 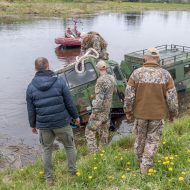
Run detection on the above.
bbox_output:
[134,119,164,169]
[85,112,109,153]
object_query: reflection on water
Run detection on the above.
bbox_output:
[0,11,190,145]
[55,46,81,64]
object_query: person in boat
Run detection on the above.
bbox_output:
[65,27,76,38]
[80,31,109,60]
[26,57,80,185]
[85,61,115,153]
[124,48,178,174]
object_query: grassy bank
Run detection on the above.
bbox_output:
[0,0,190,18]
[1,116,190,190]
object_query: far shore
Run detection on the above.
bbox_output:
[0,1,190,19]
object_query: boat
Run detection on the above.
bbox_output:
[55,18,81,47]
[55,37,81,47]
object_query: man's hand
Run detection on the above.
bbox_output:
[125,111,134,123]
[89,113,96,120]
[74,117,81,126]
[32,128,38,134]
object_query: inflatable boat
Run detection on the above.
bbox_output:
[55,37,81,47]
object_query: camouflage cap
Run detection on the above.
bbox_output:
[96,60,107,69]
[145,48,160,57]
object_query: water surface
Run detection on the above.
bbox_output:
[0,11,190,145]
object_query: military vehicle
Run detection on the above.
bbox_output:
[56,44,190,127]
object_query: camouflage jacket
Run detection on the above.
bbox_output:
[124,61,178,120]
[81,32,108,60]
[92,73,115,113]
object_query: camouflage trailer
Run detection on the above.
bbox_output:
[56,44,190,127]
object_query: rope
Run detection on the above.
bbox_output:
[75,48,99,73]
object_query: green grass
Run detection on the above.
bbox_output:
[0,0,190,18]
[1,116,190,189]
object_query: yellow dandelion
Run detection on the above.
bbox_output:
[187,150,190,153]
[163,162,167,165]
[169,156,174,160]
[164,157,169,160]
[168,167,173,171]
[178,176,184,181]
[100,153,104,157]
[127,162,131,165]
[88,176,93,180]
[76,171,81,177]
[181,172,186,175]
[158,160,161,163]
[133,174,136,177]
[147,173,152,176]
[153,169,157,173]
[121,175,126,179]
[120,157,123,161]
[101,150,105,153]
[39,171,44,175]
[148,168,154,173]
[94,157,97,160]
[188,159,190,163]
[175,155,178,157]
[114,156,118,159]
[166,161,170,164]
[20,169,24,172]
[93,167,98,170]
[127,168,131,171]
[162,141,166,145]
[107,176,114,180]
[170,162,174,165]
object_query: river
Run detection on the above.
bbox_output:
[0,11,190,145]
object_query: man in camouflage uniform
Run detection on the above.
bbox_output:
[124,48,178,174]
[81,32,109,60]
[85,61,115,153]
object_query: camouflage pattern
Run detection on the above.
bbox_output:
[134,119,164,169]
[85,73,115,153]
[124,65,178,116]
[81,32,109,60]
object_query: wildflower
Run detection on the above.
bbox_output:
[114,156,118,159]
[76,171,81,177]
[188,159,190,163]
[94,157,97,160]
[127,162,131,165]
[153,169,157,173]
[127,168,131,171]
[88,176,93,180]
[121,175,126,179]
[39,171,44,175]
[168,167,173,171]
[93,167,98,170]
[158,160,161,163]
[100,153,104,157]
[170,162,174,165]
[166,161,170,164]
[169,156,174,160]
[148,173,152,176]
[163,162,167,165]
[148,168,154,173]
[120,157,123,161]
[181,172,186,175]
[162,141,166,145]
[178,177,184,181]
[164,157,169,160]
[133,174,136,177]
[187,150,190,153]
[101,150,105,153]
[175,155,178,157]
[20,169,24,172]
[107,176,114,180]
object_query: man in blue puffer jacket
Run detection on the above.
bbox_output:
[26,57,80,185]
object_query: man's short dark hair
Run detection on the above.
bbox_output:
[35,57,49,71]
